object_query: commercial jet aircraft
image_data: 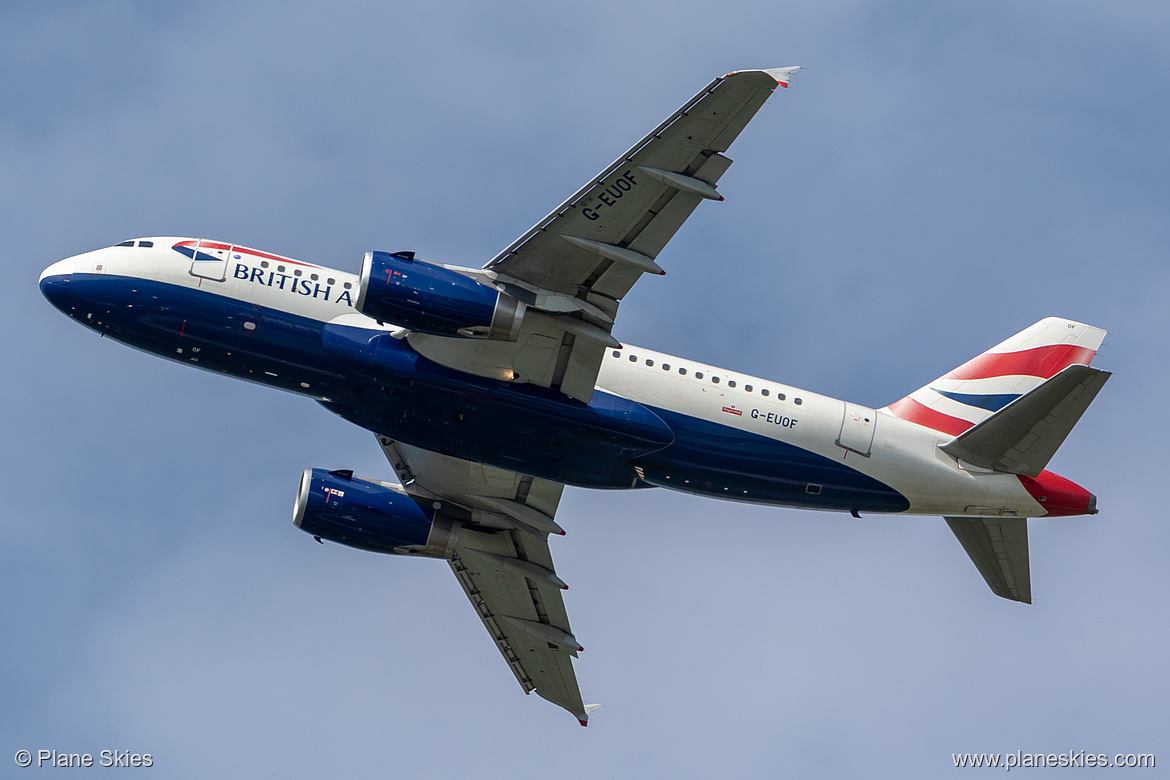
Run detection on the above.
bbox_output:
[39,67,1110,725]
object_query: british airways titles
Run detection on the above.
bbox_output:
[231,262,356,306]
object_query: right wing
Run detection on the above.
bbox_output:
[376,436,594,724]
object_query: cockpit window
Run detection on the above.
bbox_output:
[138,240,153,248]
[116,240,135,247]
[115,240,154,248]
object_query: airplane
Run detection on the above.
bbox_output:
[38,67,1110,726]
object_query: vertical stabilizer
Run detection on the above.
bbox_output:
[883,318,1106,437]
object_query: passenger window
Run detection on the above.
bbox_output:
[761,388,770,397]
[662,363,670,371]
[645,359,654,367]
[727,380,737,388]
[695,372,704,379]
[711,376,720,384]
[795,398,803,405]
[629,355,637,362]
[294,269,302,277]
[277,265,286,273]
[778,393,786,401]
[261,261,270,269]
[327,278,336,285]
[311,273,319,281]
[678,368,687,376]
[344,282,352,289]
[745,385,753,392]
[612,351,621,358]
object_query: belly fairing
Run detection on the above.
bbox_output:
[633,406,910,512]
[320,322,675,488]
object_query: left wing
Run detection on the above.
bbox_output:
[376,436,595,724]
[484,67,802,302]
[407,67,801,402]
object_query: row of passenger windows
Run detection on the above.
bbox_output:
[612,351,802,405]
[257,260,351,289]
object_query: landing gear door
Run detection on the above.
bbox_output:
[837,402,876,456]
[190,239,230,282]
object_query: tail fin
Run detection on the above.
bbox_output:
[883,317,1107,439]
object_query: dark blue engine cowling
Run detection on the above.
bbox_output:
[355,250,524,340]
[294,468,445,555]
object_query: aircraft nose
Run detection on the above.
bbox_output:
[39,257,77,311]
[39,257,74,284]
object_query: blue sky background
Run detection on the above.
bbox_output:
[3,1,1167,776]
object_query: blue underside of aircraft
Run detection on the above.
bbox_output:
[40,273,910,513]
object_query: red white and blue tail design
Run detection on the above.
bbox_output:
[882,317,1107,436]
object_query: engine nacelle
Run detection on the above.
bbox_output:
[293,468,458,557]
[355,250,524,340]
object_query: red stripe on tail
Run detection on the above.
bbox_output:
[948,345,1096,381]
[885,398,973,436]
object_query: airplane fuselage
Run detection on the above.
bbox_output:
[39,238,1093,519]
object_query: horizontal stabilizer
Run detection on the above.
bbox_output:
[945,516,1031,603]
[939,365,1110,478]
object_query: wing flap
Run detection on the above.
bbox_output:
[405,314,606,403]
[945,516,1031,603]
[558,337,607,403]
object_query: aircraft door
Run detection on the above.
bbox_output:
[837,402,876,456]
[189,239,231,282]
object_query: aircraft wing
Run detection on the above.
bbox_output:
[376,436,593,724]
[407,67,800,402]
[485,66,801,301]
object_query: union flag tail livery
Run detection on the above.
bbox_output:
[39,68,1111,723]
[882,318,1109,603]
[884,317,1106,437]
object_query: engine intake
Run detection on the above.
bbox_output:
[293,468,458,557]
[355,250,524,340]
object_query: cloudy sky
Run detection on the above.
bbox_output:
[4,1,1167,776]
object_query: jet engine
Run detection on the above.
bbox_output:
[293,468,458,557]
[355,250,525,340]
